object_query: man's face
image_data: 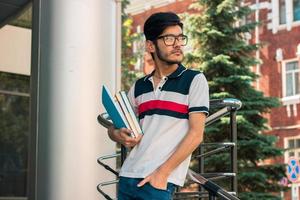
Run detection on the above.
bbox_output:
[149,25,186,65]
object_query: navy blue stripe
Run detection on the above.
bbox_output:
[189,106,209,115]
[134,78,153,98]
[134,67,203,97]
[139,109,189,120]
[162,70,201,95]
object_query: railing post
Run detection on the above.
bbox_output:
[230,109,238,195]
[209,193,216,200]
[198,145,205,200]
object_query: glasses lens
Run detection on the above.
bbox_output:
[164,36,175,46]
[160,35,188,46]
[178,36,187,46]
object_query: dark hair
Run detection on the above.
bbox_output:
[143,12,183,41]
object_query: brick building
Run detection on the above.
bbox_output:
[127,0,300,199]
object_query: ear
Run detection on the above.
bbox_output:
[146,40,155,53]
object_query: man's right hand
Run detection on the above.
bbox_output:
[107,126,142,148]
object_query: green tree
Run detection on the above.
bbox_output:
[121,0,143,91]
[184,0,286,199]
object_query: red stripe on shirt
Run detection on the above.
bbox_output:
[138,100,188,115]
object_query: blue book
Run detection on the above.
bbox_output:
[101,85,129,130]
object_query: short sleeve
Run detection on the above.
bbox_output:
[188,73,209,116]
[127,82,138,115]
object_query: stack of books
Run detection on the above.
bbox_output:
[101,85,143,138]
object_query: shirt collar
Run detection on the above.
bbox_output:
[144,64,187,81]
[167,64,187,79]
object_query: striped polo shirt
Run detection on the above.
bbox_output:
[119,64,209,186]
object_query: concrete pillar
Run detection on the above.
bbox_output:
[30,0,118,199]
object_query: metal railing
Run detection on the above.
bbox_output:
[97,98,241,200]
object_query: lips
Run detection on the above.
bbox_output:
[172,51,182,55]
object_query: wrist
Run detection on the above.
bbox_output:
[157,165,171,177]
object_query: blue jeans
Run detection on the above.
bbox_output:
[118,176,176,200]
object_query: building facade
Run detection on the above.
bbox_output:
[127,0,300,199]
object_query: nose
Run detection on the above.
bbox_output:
[175,37,180,44]
[173,38,181,47]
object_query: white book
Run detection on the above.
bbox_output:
[119,91,143,135]
[115,93,137,138]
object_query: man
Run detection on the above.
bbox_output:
[108,12,209,200]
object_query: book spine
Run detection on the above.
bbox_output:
[114,96,130,129]
[115,93,137,138]
[120,91,143,135]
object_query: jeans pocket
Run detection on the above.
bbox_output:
[147,182,169,193]
[143,183,175,200]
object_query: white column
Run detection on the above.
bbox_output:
[35,0,118,199]
[115,0,122,92]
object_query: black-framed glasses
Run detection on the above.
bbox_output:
[156,34,188,46]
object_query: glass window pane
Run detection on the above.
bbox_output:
[286,61,298,71]
[0,72,29,197]
[289,151,295,157]
[294,0,300,21]
[297,139,300,148]
[296,72,300,95]
[280,0,287,24]
[289,139,295,148]
[0,72,30,93]
[286,73,294,96]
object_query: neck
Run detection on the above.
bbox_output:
[153,61,179,78]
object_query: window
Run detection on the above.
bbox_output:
[273,0,300,33]
[289,151,295,157]
[289,138,300,149]
[285,61,299,97]
[289,139,296,148]
[294,0,300,21]
[297,139,300,148]
[285,138,300,166]
[0,72,30,197]
[279,0,287,24]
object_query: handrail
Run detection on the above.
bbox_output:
[97,180,118,200]
[97,113,113,128]
[187,170,239,200]
[97,98,241,200]
[97,153,120,176]
[209,98,242,109]
[193,144,234,158]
